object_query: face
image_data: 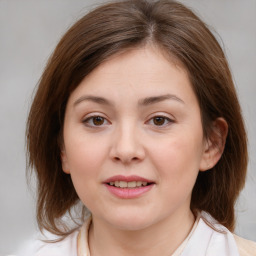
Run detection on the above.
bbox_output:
[61,46,210,231]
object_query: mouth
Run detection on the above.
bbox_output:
[107,181,153,188]
[103,175,155,199]
[103,175,155,188]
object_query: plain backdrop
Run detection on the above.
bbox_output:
[0,0,255,255]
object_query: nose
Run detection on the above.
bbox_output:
[109,123,145,165]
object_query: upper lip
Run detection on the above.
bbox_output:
[103,175,155,184]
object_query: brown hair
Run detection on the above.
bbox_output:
[26,0,247,237]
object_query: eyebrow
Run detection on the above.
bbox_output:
[74,95,113,107]
[138,94,184,106]
[73,94,184,107]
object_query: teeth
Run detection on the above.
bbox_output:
[136,181,142,186]
[108,181,149,188]
[119,181,127,188]
[128,181,136,188]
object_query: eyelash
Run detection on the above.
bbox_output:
[146,116,174,127]
[82,115,110,127]
[82,115,174,128]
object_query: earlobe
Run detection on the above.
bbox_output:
[199,117,228,171]
[61,150,70,174]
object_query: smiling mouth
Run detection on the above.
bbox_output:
[107,181,153,188]
[104,176,155,198]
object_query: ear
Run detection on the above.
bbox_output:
[199,117,228,171]
[61,149,70,174]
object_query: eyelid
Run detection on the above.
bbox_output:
[146,112,175,121]
[146,113,175,127]
[82,113,111,127]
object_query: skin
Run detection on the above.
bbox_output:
[61,45,227,256]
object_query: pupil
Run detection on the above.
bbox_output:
[154,117,165,125]
[93,116,104,125]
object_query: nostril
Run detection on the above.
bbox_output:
[112,156,140,163]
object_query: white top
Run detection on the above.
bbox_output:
[14,211,256,256]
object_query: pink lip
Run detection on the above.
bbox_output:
[103,175,154,183]
[103,175,155,199]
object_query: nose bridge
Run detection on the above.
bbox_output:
[110,119,144,163]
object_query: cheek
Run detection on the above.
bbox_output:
[64,131,109,185]
[149,133,204,185]
[66,128,103,164]
[64,137,105,207]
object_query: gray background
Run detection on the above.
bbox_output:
[0,0,255,254]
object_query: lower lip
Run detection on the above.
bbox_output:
[104,184,154,199]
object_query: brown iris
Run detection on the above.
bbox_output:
[153,117,166,126]
[92,116,105,126]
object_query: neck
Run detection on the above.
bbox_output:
[88,209,195,256]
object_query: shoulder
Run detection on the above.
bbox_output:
[15,216,92,256]
[15,229,79,256]
[233,234,256,256]
[200,211,256,256]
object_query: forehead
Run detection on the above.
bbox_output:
[68,45,195,104]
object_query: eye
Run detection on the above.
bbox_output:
[83,115,109,127]
[147,116,174,127]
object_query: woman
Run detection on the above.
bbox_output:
[24,0,256,255]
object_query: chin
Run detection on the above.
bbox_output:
[104,211,155,231]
